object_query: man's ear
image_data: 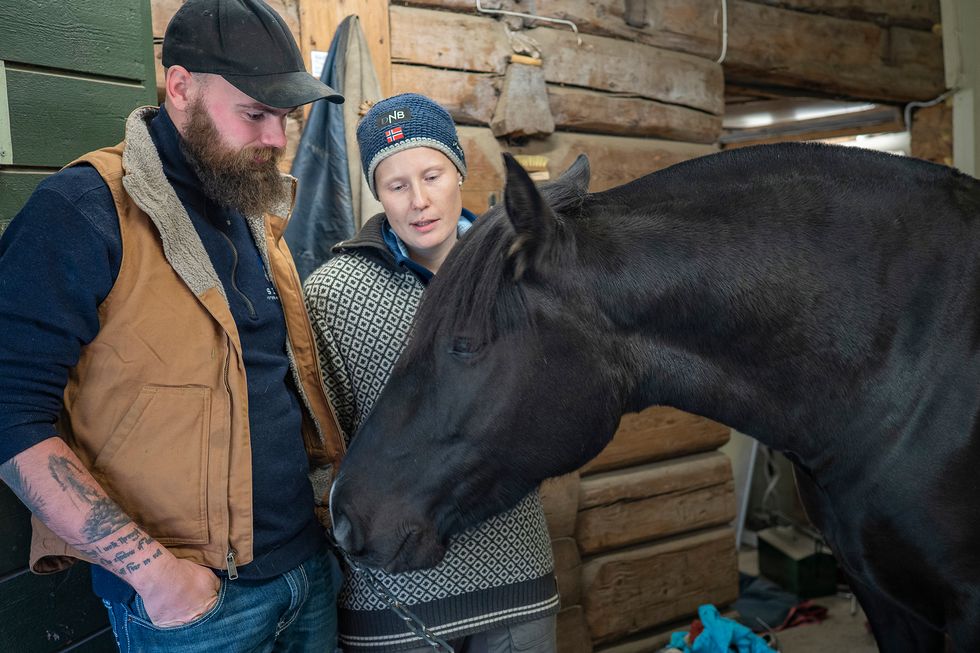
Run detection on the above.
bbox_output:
[165,65,195,112]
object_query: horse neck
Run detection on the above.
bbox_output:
[575,173,864,456]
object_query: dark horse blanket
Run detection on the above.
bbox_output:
[330,143,980,652]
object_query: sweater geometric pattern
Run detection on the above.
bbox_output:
[304,246,558,650]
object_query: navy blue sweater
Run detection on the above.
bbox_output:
[0,107,321,598]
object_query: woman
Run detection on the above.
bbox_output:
[304,94,558,652]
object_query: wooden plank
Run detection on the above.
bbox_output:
[390,65,498,126]
[581,527,739,644]
[910,101,954,167]
[552,536,583,608]
[0,169,53,232]
[556,605,593,653]
[724,0,945,102]
[300,0,392,97]
[457,126,505,213]
[0,564,111,652]
[390,6,508,74]
[396,0,723,60]
[539,473,580,540]
[548,87,721,144]
[531,0,722,59]
[389,6,723,115]
[390,65,721,143]
[581,407,731,474]
[576,453,737,555]
[508,132,717,193]
[747,0,940,29]
[531,27,723,115]
[0,0,151,81]
[5,68,149,168]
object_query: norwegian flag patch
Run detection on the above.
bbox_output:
[385,127,404,143]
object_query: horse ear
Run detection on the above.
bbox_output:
[502,153,559,281]
[559,154,590,193]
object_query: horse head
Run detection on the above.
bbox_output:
[330,154,634,571]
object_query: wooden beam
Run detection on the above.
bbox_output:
[746,0,941,29]
[552,536,583,607]
[548,87,722,144]
[540,472,581,539]
[576,453,736,555]
[508,133,718,193]
[391,64,498,126]
[724,0,945,102]
[582,527,739,644]
[910,100,954,166]
[392,66,721,142]
[581,407,731,474]
[557,606,594,653]
[397,0,724,60]
[457,126,505,213]
[389,6,724,114]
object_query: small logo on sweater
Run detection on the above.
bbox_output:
[377,108,412,127]
[385,127,405,143]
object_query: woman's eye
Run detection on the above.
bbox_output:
[245,112,263,121]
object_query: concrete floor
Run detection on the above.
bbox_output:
[738,548,879,652]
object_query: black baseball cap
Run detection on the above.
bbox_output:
[162,0,344,108]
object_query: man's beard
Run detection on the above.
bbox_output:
[179,98,288,216]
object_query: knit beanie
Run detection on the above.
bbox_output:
[357,93,467,198]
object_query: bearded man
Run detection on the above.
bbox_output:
[0,1,347,650]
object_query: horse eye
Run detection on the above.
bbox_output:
[450,336,481,357]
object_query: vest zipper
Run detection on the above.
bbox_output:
[226,549,239,580]
[217,229,258,319]
[222,336,239,581]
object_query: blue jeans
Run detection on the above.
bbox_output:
[103,548,337,652]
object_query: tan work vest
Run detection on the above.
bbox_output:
[30,108,344,573]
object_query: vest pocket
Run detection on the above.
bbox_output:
[93,385,211,545]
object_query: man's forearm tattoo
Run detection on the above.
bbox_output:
[78,527,164,577]
[47,455,130,542]
[0,458,51,523]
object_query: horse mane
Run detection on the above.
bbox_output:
[399,175,589,367]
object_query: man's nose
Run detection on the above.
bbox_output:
[260,117,287,149]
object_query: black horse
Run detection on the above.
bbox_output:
[330,143,980,652]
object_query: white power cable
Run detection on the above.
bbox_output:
[475,0,581,45]
[904,88,958,131]
[716,0,729,64]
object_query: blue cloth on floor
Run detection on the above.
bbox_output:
[669,605,772,653]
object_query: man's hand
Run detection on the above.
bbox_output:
[135,556,221,627]
[0,437,220,627]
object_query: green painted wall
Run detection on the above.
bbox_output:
[0,0,156,233]
[0,1,156,650]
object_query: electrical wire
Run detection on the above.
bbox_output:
[717,0,729,64]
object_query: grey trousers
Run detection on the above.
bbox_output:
[397,614,556,653]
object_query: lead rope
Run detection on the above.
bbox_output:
[326,534,455,653]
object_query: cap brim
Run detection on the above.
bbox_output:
[222,70,344,108]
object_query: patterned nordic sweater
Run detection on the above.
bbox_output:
[303,215,558,651]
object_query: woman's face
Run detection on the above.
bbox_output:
[375,147,463,273]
